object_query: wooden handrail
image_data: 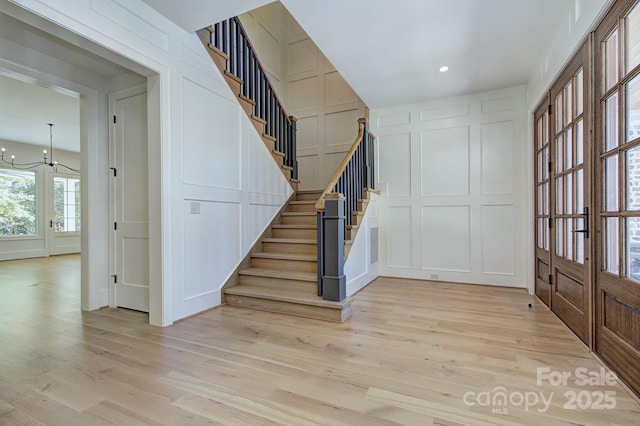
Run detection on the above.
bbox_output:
[315,119,367,211]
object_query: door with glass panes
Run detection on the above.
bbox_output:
[550,41,592,345]
[595,0,640,395]
[534,97,552,306]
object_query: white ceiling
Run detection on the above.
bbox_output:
[0,73,79,153]
[281,0,575,108]
[141,0,590,109]
[0,11,144,152]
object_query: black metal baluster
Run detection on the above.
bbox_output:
[235,22,242,79]
[290,116,297,180]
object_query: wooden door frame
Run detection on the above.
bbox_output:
[550,39,594,347]
[534,94,552,307]
[593,0,640,396]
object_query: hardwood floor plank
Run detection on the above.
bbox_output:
[1,255,639,425]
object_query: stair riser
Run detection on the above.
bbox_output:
[238,97,255,117]
[225,294,350,322]
[288,204,317,213]
[272,228,317,239]
[251,257,317,273]
[281,215,316,225]
[237,274,314,288]
[251,117,266,135]
[272,153,284,166]
[295,192,323,201]
[262,242,317,255]
[223,73,242,95]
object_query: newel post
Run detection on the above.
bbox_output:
[322,193,346,301]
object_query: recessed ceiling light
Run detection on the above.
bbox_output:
[439,66,449,73]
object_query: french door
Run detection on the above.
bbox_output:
[534,98,552,306]
[535,41,592,345]
[594,0,640,395]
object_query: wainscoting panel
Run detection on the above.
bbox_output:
[182,78,241,191]
[377,133,412,198]
[373,86,527,288]
[481,121,515,195]
[421,206,471,272]
[420,126,470,197]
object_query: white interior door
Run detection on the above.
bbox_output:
[112,91,149,312]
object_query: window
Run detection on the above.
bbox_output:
[54,176,80,233]
[0,169,37,236]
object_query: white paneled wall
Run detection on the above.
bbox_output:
[288,33,367,190]
[242,2,368,191]
[4,0,293,325]
[371,86,528,288]
[344,193,379,296]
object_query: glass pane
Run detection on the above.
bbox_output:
[627,3,640,73]
[606,92,619,151]
[565,81,573,126]
[544,182,549,215]
[543,147,549,180]
[565,128,573,170]
[626,74,640,142]
[576,119,584,165]
[544,112,549,145]
[627,217,640,281]
[544,217,550,251]
[576,169,584,213]
[53,176,81,233]
[606,155,619,211]
[627,145,640,210]
[557,177,564,214]
[566,173,573,215]
[566,218,574,260]
[605,29,619,90]
[557,219,564,257]
[537,116,544,150]
[606,217,620,274]
[576,218,585,264]
[537,185,543,215]
[556,135,563,173]
[537,151,543,183]
[538,218,543,249]
[556,93,563,132]
[0,169,37,235]
[576,68,584,116]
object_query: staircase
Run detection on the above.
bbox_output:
[197,17,376,322]
[197,19,298,187]
[225,190,352,322]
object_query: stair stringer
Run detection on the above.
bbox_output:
[196,28,299,191]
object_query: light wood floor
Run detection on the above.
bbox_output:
[0,255,638,425]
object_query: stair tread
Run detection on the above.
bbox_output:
[296,190,323,194]
[289,200,316,205]
[262,237,316,244]
[238,267,316,281]
[281,211,316,216]
[272,224,317,229]
[251,252,316,261]
[225,281,349,309]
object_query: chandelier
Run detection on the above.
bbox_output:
[0,123,79,173]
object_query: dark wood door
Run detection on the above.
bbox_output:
[549,41,592,345]
[594,0,640,396]
[534,98,552,306]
